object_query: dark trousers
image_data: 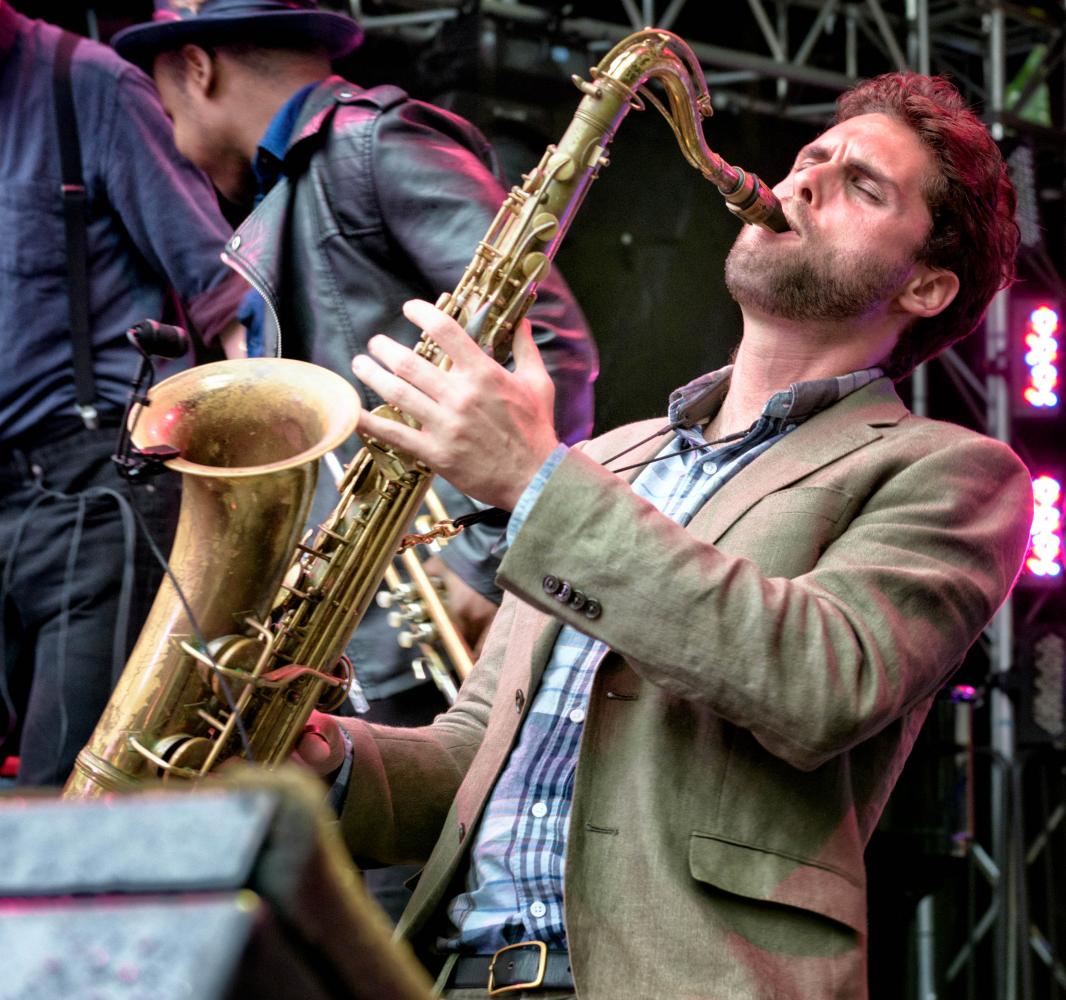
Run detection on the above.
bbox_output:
[0,420,180,787]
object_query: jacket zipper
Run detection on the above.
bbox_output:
[221,249,284,358]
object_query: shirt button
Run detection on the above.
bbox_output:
[229,235,241,250]
[531,801,548,818]
[702,461,718,475]
[529,901,547,918]
[569,708,586,724]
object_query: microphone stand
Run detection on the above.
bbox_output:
[112,324,182,482]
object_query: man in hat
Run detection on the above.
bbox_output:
[0,0,248,788]
[112,0,596,918]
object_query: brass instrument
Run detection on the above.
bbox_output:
[66,28,786,796]
[376,489,476,705]
[66,360,360,794]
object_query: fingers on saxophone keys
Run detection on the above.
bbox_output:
[357,407,427,458]
[353,353,433,422]
[365,335,447,396]
[402,299,480,363]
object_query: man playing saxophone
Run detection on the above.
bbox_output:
[295,73,1033,999]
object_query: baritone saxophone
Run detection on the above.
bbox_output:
[65,28,788,796]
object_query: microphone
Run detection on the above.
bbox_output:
[114,320,187,481]
[126,319,190,359]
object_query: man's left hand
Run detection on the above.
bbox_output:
[351,299,559,511]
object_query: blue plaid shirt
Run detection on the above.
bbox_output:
[444,364,884,953]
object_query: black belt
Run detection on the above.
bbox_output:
[0,413,121,460]
[450,942,572,995]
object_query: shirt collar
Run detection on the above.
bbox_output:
[252,80,320,200]
[668,364,885,447]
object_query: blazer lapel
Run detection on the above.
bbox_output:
[690,378,908,543]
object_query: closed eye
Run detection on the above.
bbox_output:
[853,180,881,200]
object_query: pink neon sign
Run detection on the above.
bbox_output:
[1021,305,1060,410]
[1027,475,1064,579]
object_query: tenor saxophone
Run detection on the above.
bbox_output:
[65,28,786,796]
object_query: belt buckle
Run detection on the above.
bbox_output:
[488,940,548,996]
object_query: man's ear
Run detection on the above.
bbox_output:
[179,44,217,98]
[897,263,960,319]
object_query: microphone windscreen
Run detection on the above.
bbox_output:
[126,319,190,359]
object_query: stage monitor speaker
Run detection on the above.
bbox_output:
[0,768,433,1000]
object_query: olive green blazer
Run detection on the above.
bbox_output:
[338,377,1032,999]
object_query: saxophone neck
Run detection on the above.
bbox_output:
[590,29,790,233]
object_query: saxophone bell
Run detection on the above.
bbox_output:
[64,358,361,797]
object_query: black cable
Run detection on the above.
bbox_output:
[603,423,750,475]
[121,483,257,766]
[113,334,257,769]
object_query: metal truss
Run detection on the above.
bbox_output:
[346,0,1066,131]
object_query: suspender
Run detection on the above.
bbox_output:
[52,30,98,430]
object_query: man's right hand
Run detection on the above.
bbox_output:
[292,710,347,778]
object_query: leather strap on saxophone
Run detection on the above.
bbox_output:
[65,28,787,796]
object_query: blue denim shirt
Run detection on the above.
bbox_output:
[0,6,245,441]
[237,80,319,357]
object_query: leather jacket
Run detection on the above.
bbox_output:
[222,76,597,444]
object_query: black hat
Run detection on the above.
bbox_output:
[112,0,364,72]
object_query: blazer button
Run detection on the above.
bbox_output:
[584,599,602,620]
[515,689,525,713]
[458,822,466,842]
[555,580,573,602]
[543,574,561,595]
[568,590,587,611]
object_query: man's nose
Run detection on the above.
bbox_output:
[794,167,818,206]
[792,161,834,207]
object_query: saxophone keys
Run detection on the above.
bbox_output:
[522,251,552,279]
[530,213,559,242]
[544,150,576,181]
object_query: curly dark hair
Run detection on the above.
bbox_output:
[835,74,1019,379]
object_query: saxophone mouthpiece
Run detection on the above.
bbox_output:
[720,168,792,233]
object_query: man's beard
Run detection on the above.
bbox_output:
[724,230,915,322]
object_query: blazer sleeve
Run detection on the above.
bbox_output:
[495,424,1033,771]
[336,588,516,865]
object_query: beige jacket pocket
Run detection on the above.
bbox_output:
[689,831,866,934]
